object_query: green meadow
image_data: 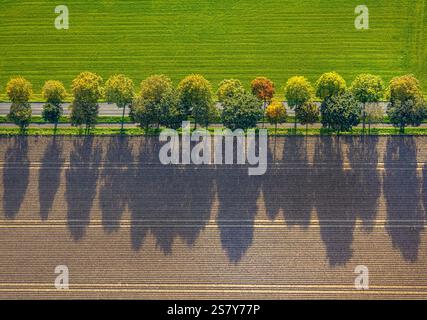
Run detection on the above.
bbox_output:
[0,0,425,99]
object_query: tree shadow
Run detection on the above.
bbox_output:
[65,137,102,241]
[313,137,356,266]
[38,137,64,220]
[129,137,215,253]
[383,137,424,262]
[216,137,263,263]
[262,137,314,227]
[345,136,381,232]
[2,137,30,219]
[99,137,134,233]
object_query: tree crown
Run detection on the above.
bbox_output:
[315,71,346,100]
[6,77,33,103]
[284,76,314,107]
[105,74,134,108]
[71,72,103,103]
[350,74,384,104]
[42,80,67,105]
[217,79,245,102]
[251,77,275,102]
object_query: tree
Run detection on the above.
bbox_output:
[130,96,159,132]
[132,75,176,129]
[365,103,384,134]
[70,72,103,133]
[296,101,320,135]
[41,80,67,133]
[221,92,263,131]
[350,74,384,134]
[388,75,423,104]
[320,93,361,134]
[177,74,213,128]
[6,77,33,103]
[217,79,245,102]
[284,76,314,133]
[315,71,346,100]
[266,101,287,135]
[251,77,275,127]
[158,90,187,130]
[140,74,173,102]
[7,103,32,132]
[387,75,425,133]
[6,77,33,132]
[387,100,426,134]
[105,74,134,133]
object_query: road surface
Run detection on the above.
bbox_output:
[0,136,426,299]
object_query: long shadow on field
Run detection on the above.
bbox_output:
[65,137,102,241]
[2,137,30,219]
[313,137,357,266]
[216,137,263,263]
[39,137,64,220]
[383,137,424,262]
[99,137,133,233]
[262,137,314,227]
[129,137,214,253]
[346,136,381,232]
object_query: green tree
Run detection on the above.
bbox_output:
[6,77,33,132]
[134,75,175,129]
[387,75,425,133]
[387,100,426,134]
[178,74,213,128]
[70,72,103,133]
[105,74,134,133]
[221,92,263,130]
[158,90,186,130]
[7,103,32,132]
[284,76,314,133]
[130,96,159,132]
[266,101,287,135]
[251,77,275,128]
[320,93,361,134]
[41,80,67,134]
[295,101,320,135]
[350,74,384,134]
[315,71,346,100]
[217,79,245,102]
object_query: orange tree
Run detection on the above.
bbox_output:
[251,77,275,127]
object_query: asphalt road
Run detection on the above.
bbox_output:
[0,102,391,117]
[0,102,123,116]
[0,136,426,299]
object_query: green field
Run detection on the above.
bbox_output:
[0,0,426,99]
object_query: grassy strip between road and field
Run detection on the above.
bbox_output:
[1,127,427,136]
[1,115,427,125]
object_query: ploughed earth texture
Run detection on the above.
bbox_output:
[0,136,426,299]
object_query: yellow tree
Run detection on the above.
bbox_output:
[284,76,314,133]
[105,74,134,133]
[42,80,67,134]
[266,101,287,135]
[6,77,33,132]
